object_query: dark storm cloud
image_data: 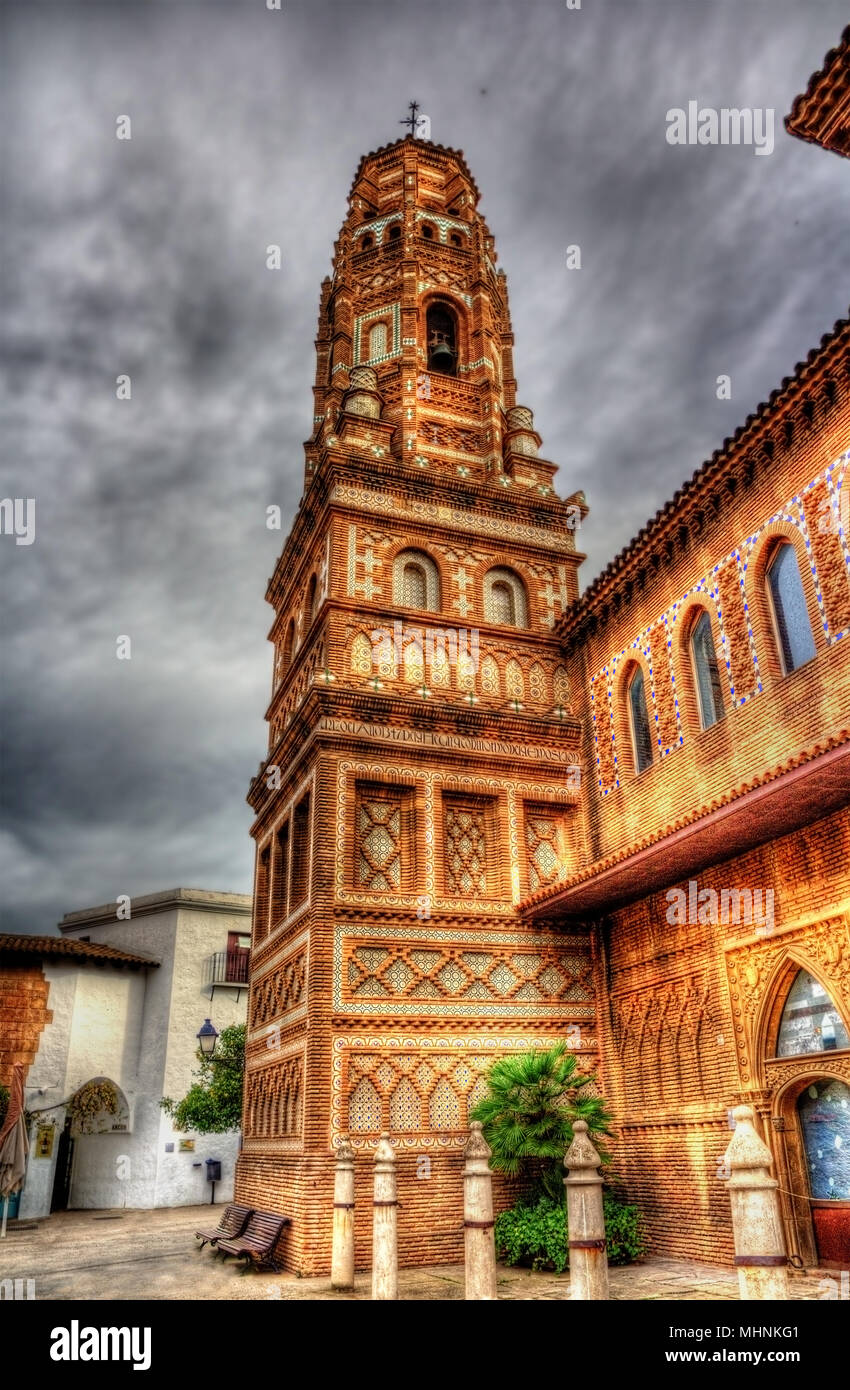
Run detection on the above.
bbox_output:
[1,0,848,932]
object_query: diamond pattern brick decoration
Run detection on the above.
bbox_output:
[526,808,566,892]
[357,795,402,891]
[445,801,487,895]
[341,933,594,1010]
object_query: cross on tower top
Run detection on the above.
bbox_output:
[399,101,420,136]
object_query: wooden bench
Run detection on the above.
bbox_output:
[195,1203,254,1250]
[216,1210,290,1272]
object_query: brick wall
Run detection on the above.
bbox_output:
[598,802,850,1263]
[0,961,52,1085]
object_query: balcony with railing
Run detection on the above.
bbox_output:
[202,946,250,1001]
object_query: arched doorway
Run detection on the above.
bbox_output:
[766,968,850,1268]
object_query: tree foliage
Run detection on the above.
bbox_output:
[469,1043,612,1201]
[161,1024,246,1134]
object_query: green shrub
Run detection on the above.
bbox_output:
[494,1191,648,1273]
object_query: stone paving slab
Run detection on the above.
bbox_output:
[0,1205,826,1301]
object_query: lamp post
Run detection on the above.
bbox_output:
[197,1018,219,1057]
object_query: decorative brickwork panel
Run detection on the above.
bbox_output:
[444,799,487,895]
[244,1055,303,1139]
[714,562,755,702]
[591,671,617,792]
[336,926,595,1019]
[251,945,307,1029]
[525,803,570,892]
[649,622,680,754]
[611,974,716,1109]
[804,477,850,637]
[333,1034,588,1149]
[356,788,403,891]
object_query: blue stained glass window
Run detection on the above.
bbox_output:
[628,668,653,774]
[797,1079,850,1201]
[766,543,816,673]
[691,610,724,729]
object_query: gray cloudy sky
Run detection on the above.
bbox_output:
[1,0,848,935]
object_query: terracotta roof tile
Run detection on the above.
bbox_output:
[0,934,159,968]
[785,26,850,156]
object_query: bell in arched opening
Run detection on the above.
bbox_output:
[426,304,457,376]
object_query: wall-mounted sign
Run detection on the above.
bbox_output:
[179,1139,195,1153]
[35,1124,55,1159]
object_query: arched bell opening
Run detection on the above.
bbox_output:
[425,302,458,377]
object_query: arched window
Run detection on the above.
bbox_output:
[421,223,434,240]
[450,233,462,248]
[389,224,401,241]
[627,666,654,774]
[484,568,527,627]
[690,610,724,729]
[392,550,440,611]
[361,234,373,251]
[766,542,816,674]
[797,1080,850,1201]
[368,322,387,359]
[777,970,850,1057]
[426,303,457,376]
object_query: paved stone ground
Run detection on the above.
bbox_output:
[0,1206,827,1300]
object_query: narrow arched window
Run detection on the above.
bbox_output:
[392,549,440,611]
[361,234,373,251]
[484,568,527,627]
[421,224,434,240]
[690,610,724,729]
[766,542,816,674]
[389,224,401,241]
[628,667,653,774]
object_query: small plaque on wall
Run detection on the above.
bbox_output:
[35,1124,55,1159]
[179,1139,195,1153]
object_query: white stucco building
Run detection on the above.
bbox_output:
[5,888,250,1219]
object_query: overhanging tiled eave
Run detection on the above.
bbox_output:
[522,740,850,924]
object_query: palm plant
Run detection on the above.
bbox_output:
[469,1044,612,1202]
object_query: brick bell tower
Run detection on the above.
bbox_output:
[236,132,595,1274]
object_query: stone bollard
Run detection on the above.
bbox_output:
[331,1138,355,1290]
[723,1104,790,1301]
[372,1132,398,1300]
[564,1120,609,1300]
[463,1121,498,1301]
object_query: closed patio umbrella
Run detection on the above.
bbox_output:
[0,1063,29,1237]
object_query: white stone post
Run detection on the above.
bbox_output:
[724,1104,790,1300]
[564,1119,609,1300]
[331,1138,355,1290]
[463,1121,497,1301]
[371,1132,398,1300]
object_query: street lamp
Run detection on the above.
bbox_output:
[197,1018,219,1057]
